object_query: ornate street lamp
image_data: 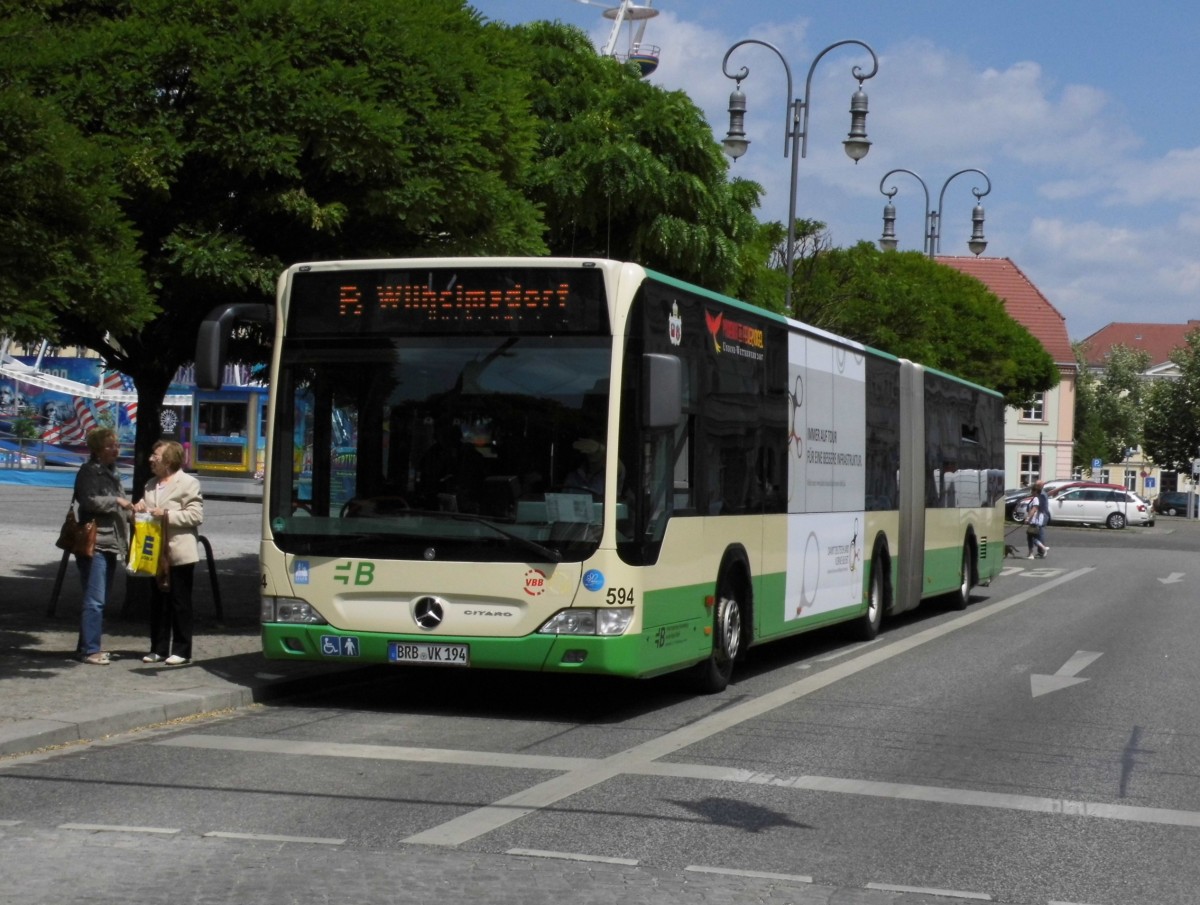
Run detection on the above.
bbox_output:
[878,168,992,258]
[721,38,880,309]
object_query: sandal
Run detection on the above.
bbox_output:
[82,652,110,665]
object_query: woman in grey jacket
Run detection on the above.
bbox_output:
[74,428,134,664]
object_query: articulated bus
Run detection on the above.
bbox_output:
[197,258,1005,692]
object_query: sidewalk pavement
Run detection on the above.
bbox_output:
[0,483,360,759]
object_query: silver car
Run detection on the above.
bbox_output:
[1048,487,1152,529]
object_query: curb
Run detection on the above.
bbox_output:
[0,664,372,758]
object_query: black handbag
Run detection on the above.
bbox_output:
[55,495,97,558]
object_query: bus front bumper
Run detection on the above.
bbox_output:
[260,622,684,679]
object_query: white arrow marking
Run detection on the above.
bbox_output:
[1158,572,1185,584]
[1031,650,1103,698]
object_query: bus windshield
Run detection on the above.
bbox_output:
[268,334,616,562]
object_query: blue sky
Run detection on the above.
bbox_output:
[474,0,1199,341]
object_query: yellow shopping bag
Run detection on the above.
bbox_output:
[128,512,164,576]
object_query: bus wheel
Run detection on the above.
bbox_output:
[693,591,743,694]
[856,561,884,641]
[951,542,973,610]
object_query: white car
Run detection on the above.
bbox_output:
[1048,486,1153,529]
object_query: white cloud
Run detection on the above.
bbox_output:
[573,9,1200,339]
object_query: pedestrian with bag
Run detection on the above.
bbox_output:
[1025,480,1050,559]
[135,439,204,666]
[74,428,134,665]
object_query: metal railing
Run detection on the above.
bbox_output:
[46,535,224,622]
[0,428,48,470]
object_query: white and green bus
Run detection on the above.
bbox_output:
[197,257,1005,692]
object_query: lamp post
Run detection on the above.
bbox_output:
[877,168,991,258]
[721,38,879,310]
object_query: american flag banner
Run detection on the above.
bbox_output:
[99,370,138,425]
[42,396,98,446]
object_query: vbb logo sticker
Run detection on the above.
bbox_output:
[524,568,547,596]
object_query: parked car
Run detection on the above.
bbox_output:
[1013,480,1129,523]
[1045,480,1126,499]
[1153,490,1192,516]
[1048,486,1152,529]
[1004,487,1034,522]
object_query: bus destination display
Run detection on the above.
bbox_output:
[289,267,608,335]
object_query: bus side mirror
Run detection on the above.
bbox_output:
[643,353,682,428]
[195,303,274,390]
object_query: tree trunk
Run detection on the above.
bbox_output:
[120,368,174,621]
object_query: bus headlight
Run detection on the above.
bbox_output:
[262,597,328,625]
[538,608,633,636]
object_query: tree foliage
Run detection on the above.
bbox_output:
[1143,330,1200,472]
[1,1,1065,488]
[519,21,762,291]
[1073,343,1150,471]
[0,53,152,342]
[789,243,1058,402]
[5,0,546,489]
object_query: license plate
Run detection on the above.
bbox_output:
[388,641,470,666]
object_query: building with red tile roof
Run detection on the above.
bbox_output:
[1075,320,1200,495]
[1078,321,1200,377]
[936,256,1076,487]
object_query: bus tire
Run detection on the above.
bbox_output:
[692,582,744,694]
[951,540,974,610]
[856,559,885,641]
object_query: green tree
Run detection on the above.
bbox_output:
[790,244,1058,403]
[1143,330,1200,472]
[519,21,763,292]
[8,0,545,491]
[1074,342,1150,471]
[0,75,152,342]
[1071,346,1108,473]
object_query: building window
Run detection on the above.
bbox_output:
[1020,454,1041,487]
[1124,469,1137,491]
[1021,393,1045,421]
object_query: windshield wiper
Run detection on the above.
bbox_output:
[400,509,562,563]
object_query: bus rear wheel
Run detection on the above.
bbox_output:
[856,561,884,640]
[692,590,743,694]
[950,542,973,610]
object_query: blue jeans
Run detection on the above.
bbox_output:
[76,551,117,655]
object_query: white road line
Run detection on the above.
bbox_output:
[507,848,638,865]
[154,732,1200,833]
[685,865,813,883]
[867,882,991,900]
[719,773,1200,829]
[0,820,23,826]
[59,823,180,835]
[813,639,879,662]
[203,831,345,845]
[161,571,1101,848]
[404,568,1094,847]
[156,735,592,772]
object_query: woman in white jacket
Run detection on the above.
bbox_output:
[135,440,204,665]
